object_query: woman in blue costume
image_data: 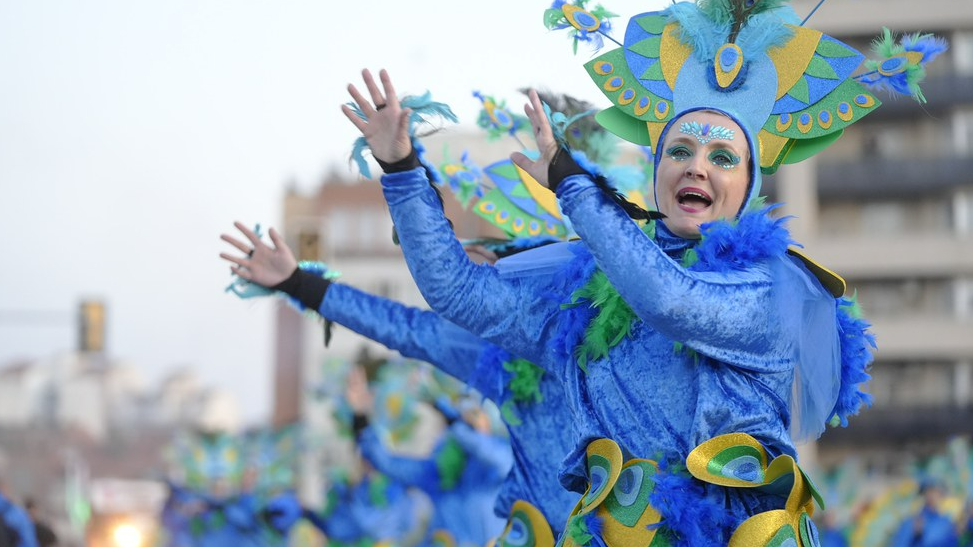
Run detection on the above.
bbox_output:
[328,0,922,541]
[220,232,582,544]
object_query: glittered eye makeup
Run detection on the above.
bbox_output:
[708,149,741,169]
[665,145,692,160]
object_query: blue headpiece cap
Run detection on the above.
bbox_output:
[572,0,889,176]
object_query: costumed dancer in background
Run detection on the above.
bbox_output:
[220,205,582,542]
[0,484,38,547]
[302,365,431,547]
[890,479,960,547]
[339,362,509,547]
[160,481,202,547]
[337,0,945,544]
[356,396,511,547]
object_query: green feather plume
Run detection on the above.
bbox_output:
[569,222,655,372]
[697,0,792,43]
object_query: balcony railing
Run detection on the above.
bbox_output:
[816,156,973,199]
[819,406,973,445]
[864,73,973,120]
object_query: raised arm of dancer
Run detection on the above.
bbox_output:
[340,69,561,368]
[222,222,502,382]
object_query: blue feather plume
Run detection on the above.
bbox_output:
[829,294,875,427]
[859,28,948,103]
[649,459,736,547]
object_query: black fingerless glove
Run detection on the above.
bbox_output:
[271,268,332,312]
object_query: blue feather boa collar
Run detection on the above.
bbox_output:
[546,203,873,433]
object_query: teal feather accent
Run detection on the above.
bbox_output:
[402,91,459,133]
[542,100,598,151]
[668,1,796,62]
[667,2,730,63]
[351,136,373,178]
[347,92,458,178]
[225,259,340,314]
[530,89,620,164]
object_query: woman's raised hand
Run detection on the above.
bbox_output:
[510,89,560,189]
[219,222,297,287]
[342,68,413,164]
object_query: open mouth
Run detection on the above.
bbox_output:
[676,187,713,210]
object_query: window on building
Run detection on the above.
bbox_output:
[855,277,953,317]
[953,188,973,237]
[953,108,973,156]
[954,31,973,76]
[297,231,320,262]
[326,209,352,254]
[956,277,973,320]
[869,360,955,408]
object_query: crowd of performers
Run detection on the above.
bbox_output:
[160,361,514,547]
[214,0,954,546]
[159,408,973,547]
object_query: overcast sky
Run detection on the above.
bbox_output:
[0,0,674,424]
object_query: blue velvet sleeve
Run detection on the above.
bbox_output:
[557,175,794,373]
[380,168,560,370]
[359,427,440,488]
[320,283,486,383]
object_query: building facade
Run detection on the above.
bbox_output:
[778,0,973,470]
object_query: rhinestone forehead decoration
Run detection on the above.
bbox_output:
[679,121,735,144]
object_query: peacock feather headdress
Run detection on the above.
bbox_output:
[552,0,945,178]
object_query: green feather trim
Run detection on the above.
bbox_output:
[435,437,467,491]
[504,358,544,404]
[839,290,864,319]
[697,0,791,43]
[696,0,792,25]
[499,358,545,425]
[567,515,593,546]
[570,222,655,372]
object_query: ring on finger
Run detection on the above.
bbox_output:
[247,249,255,258]
[375,103,387,111]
